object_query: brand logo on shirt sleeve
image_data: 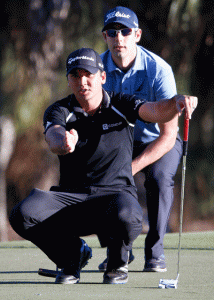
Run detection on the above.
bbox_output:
[134,99,144,110]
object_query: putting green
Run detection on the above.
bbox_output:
[0,231,213,299]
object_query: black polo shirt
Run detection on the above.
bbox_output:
[43,89,145,192]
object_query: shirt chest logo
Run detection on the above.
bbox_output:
[102,121,122,130]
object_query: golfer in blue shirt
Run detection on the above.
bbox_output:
[99,6,182,272]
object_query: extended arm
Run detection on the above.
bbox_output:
[132,116,178,175]
[138,95,198,123]
[45,125,78,155]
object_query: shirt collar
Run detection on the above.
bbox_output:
[70,89,110,117]
[106,51,121,73]
[131,46,146,70]
[102,88,111,108]
[69,95,89,117]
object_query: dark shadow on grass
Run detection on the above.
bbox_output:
[0,269,148,286]
[0,269,144,276]
[0,281,160,287]
[0,281,55,284]
[83,270,145,273]
[0,271,37,274]
[0,279,106,285]
[82,270,144,273]
[0,281,134,285]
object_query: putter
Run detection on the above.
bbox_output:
[38,266,61,278]
[159,117,189,289]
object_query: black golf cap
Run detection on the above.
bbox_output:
[66,48,104,76]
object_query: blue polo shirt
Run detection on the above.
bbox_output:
[101,45,177,143]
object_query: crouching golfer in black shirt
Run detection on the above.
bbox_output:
[9,48,198,285]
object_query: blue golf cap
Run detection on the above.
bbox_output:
[102,6,139,32]
[66,48,104,76]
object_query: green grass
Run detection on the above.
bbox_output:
[0,232,214,299]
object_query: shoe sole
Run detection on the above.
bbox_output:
[55,276,80,284]
[103,278,128,284]
[143,267,167,273]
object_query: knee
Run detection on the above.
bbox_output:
[9,195,35,238]
[117,203,143,245]
[146,169,174,189]
[118,201,143,227]
[9,202,26,238]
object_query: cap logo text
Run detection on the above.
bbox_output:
[105,11,130,23]
[68,56,94,65]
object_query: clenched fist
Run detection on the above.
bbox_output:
[63,129,79,154]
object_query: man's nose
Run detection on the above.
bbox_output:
[115,31,123,40]
[79,75,87,85]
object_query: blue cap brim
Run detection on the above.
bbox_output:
[102,19,138,32]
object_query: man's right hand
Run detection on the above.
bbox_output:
[63,129,79,154]
[45,125,78,155]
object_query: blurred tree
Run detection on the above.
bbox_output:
[163,0,214,221]
[0,117,16,241]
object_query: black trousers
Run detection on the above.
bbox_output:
[9,186,143,271]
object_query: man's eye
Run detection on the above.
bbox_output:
[70,74,77,78]
[69,71,94,78]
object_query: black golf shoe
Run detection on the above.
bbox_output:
[55,273,80,284]
[55,239,92,284]
[103,263,128,284]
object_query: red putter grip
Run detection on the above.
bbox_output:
[183,119,189,142]
[183,118,189,156]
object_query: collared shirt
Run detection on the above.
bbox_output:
[43,90,145,192]
[101,45,177,143]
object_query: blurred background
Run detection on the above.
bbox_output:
[0,0,214,242]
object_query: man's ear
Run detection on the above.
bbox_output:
[135,29,142,43]
[101,71,106,84]
[102,32,107,42]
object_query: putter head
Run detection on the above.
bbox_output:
[158,279,178,289]
[38,268,61,278]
